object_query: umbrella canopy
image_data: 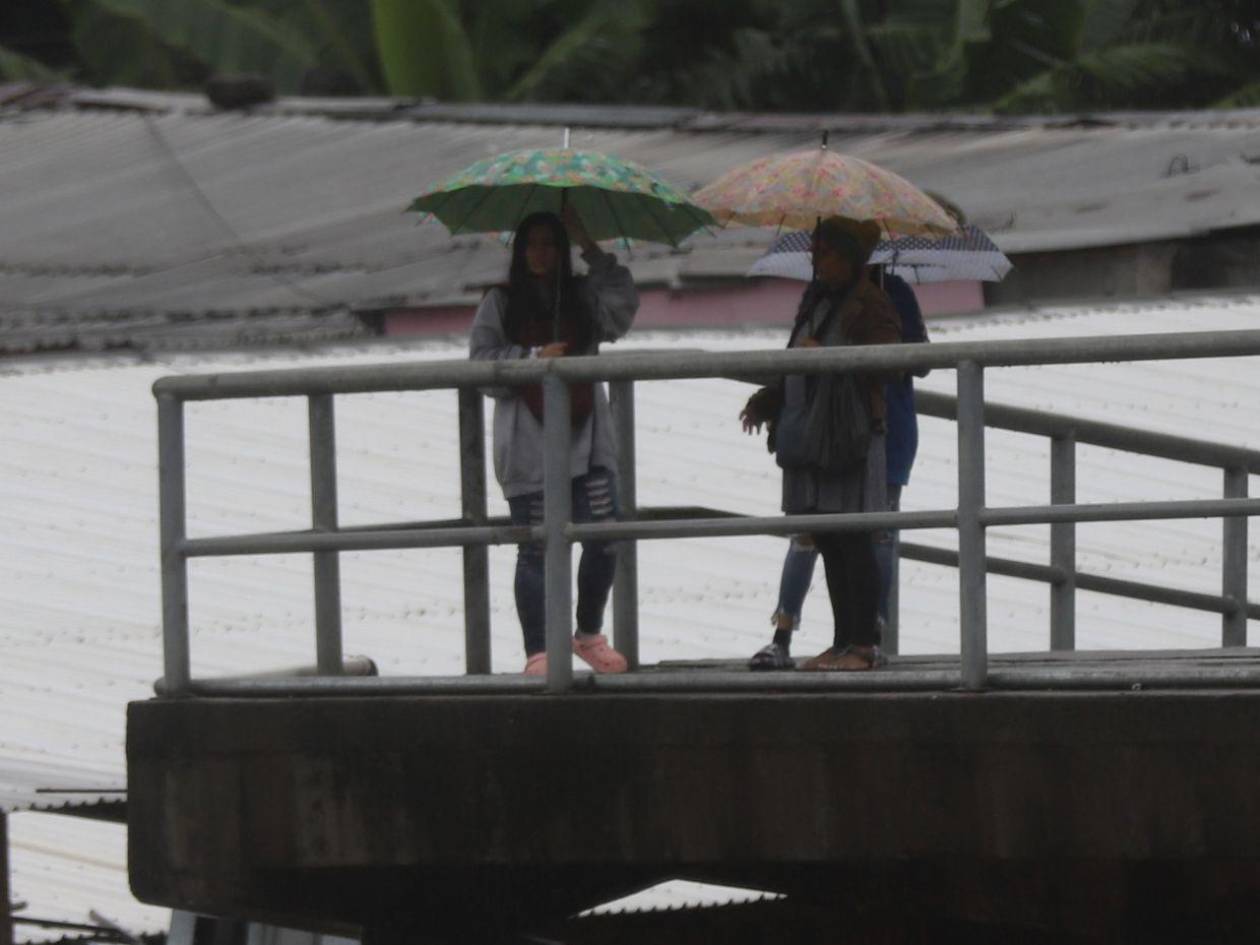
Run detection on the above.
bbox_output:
[409,147,714,247]
[693,144,957,238]
[747,225,1013,284]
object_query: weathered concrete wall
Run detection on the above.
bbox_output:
[987,243,1179,306]
[129,690,1260,943]
[1173,230,1260,289]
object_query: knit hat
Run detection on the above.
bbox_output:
[814,216,882,267]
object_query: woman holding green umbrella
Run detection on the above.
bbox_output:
[416,136,710,675]
[470,206,638,676]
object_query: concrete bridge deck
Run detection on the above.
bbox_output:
[128,649,1260,944]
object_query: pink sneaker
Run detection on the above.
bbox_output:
[572,633,628,674]
[523,652,547,676]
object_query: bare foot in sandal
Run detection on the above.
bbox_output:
[800,644,885,671]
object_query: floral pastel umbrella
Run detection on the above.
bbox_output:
[408,141,714,247]
[692,135,957,238]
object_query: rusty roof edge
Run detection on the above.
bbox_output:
[23,85,1260,134]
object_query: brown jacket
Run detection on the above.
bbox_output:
[827,277,903,424]
[745,276,902,429]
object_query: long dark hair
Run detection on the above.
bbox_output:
[502,211,594,351]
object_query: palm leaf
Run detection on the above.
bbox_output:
[839,0,891,110]
[1080,0,1142,50]
[67,0,184,87]
[1215,80,1260,109]
[955,0,992,45]
[297,0,379,91]
[506,1,648,102]
[676,27,791,111]
[995,41,1228,112]
[466,0,551,96]
[909,0,994,106]
[244,0,379,91]
[90,0,319,91]
[0,43,60,81]
[866,22,948,80]
[371,0,480,99]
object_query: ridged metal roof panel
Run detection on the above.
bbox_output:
[9,812,168,944]
[3,101,1260,353]
[3,295,1259,935]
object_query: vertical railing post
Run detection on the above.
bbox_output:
[1223,466,1249,647]
[0,812,12,945]
[543,373,574,691]
[309,394,344,675]
[157,394,191,696]
[1050,432,1077,650]
[609,379,640,670]
[956,361,988,690]
[885,520,901,657]
[459,388,492,674]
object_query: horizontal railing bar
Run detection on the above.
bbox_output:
[159,663,1260,698]
[568,508,959,541]
[1073,572,1253,619]
[900,542,1257,618]
[980,497,1260,526]
[153,655,378,696]
[182,524,534,557]
[916,390,1260,474]
[594,666,1260,691]
[335,506,745,535]
[152,329,1260,401]
[181,506,756,557]
[562,331,1260,381]
[175,675,546,696]
[901,541,1064,584]
[181,498,1260,558]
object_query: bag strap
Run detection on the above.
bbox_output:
[787,281,859,350]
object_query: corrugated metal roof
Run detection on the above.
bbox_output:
[0,760,122,817]
[578,880,784,916]
[2,294,1258,935]
[9,812,168,944]
[3,95,1260,353]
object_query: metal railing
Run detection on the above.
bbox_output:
[154,329,1260,696]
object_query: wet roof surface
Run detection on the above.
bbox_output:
[3,91,1260,353]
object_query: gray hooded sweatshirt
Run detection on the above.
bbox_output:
[469,249,639,498]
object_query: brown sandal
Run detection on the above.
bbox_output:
[799,644,885,671]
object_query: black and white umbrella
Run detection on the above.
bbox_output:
[747,224,1012,284]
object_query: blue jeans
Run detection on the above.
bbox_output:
[507,467,619,657]
[774,485,903,630]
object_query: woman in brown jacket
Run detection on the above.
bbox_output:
[741,216,902,670]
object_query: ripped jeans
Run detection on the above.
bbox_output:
[507,467,619,657]
[773,485,903,632]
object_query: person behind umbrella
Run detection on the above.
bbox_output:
[739,216,901,671]
[749,265,930,670]
[470,207,639,676]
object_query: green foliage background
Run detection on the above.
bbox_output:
[1,0,1257,112]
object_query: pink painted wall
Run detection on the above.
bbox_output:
[913,280,986,316]
[384,279,985,337]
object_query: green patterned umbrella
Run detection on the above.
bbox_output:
[408,147,714,247]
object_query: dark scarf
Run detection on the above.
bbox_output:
[788,277,859,348]
[505,280,595,426]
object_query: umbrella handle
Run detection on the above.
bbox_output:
[556,188,567,342]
